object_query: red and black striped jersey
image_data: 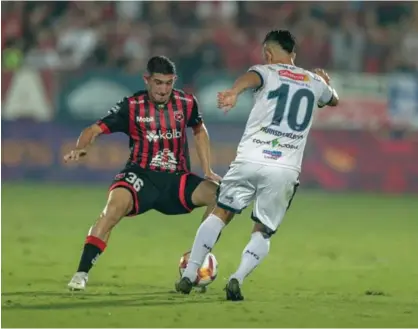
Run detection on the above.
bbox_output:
[96,89,202,173]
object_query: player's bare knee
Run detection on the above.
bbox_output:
[100,204,124,223]
[105,201,130,219]
[91,197,130,238]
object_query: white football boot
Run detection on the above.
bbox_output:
[68,272,88,291]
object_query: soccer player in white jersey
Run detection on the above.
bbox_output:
[176,30,339,300]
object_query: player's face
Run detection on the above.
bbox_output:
[146,74,176,104]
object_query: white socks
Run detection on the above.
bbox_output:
[182,214,225,282]
[182,215,270,286]
[230,231,270,285]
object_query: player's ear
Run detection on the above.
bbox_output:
[265,49,273,64]
[143,74,150,85]
[291,52,296,61]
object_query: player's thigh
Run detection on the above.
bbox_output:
[154,172,206,215]
[252,167,300,233]
[190,178,218,207]
[109,166,159,217]
[104,187,134,218]
[217,162,258,214]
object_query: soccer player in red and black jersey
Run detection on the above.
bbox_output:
[64,56,222,291]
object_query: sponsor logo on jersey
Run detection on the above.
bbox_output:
[263,149,282,160]
[260,127,303,140]
[252,138,270,145]
[150,149,177,170]
[278,70,310,82]
[253,138,299,150]
[174,110,184,122]
[174,95,193,102]
[271,138,299,150]
[146,129,182,142]
[130,99,145,105]
[114,173,126,180]
[136,116,154,123]
[271,138,280,148]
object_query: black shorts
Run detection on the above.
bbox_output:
[109,164,205,216]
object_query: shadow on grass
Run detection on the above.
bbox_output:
[2,293,222,310]
[2,290,173,298]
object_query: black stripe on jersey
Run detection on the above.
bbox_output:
[134,95,144,166]
[139,95,151,168]
[154,104,165,171]
[128,95,141,165]
[134,95,143,164]
[135,91,149,166]
[177,91,191,172]
[157,106,168,172]
[163,101,177,173]
[147,101,158,170]
[128,99,135,164]
[170,91,184,172]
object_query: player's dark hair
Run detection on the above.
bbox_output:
[146,56,176,75]
[263,30,296,54]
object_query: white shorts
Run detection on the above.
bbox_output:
[217,162,299,232]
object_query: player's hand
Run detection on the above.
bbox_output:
[63,149,87,163]
[313,68,331,85]
[204,171,222,184]
[217,89,238,113]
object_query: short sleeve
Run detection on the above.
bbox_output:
[317,77,334,108]
[187,96,203,127]
[96,98,130,134]
[247,64,269,92]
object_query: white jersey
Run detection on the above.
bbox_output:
[235,64,334,172]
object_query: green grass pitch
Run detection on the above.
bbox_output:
[1,183,417,327]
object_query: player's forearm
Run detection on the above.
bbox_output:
[231,72,262,95]
[75,124,103,150]
[193,125,212,175]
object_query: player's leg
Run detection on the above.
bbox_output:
[175,205,234,294]
[224,222,273,301]
[154,172,218,218]
[190,178,219,222]
[183,175,225,246]
[68,188,133,290]
[68,168,157,291]
[225,168,300,301]
[176,163,256,294]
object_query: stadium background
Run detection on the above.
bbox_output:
[2,1,418,328]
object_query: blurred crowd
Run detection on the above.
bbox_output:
[2,1,418,85]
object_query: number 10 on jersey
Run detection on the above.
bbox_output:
[267,83,315,132]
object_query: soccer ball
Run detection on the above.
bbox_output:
[178,251,218,287]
